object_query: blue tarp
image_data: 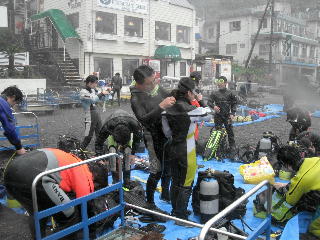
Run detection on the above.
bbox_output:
[112,156,288,240]
[312,111,320,118]
[280,212,313,240]
[204,115,281,128]
[0,155,312,240]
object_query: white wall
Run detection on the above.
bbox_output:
[219,16,252,64]
[0,79,46,95]
[43,0,196,78]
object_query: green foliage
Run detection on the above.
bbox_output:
[233,56,267,83]
[0,29,24,77]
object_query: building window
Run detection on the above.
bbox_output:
[301,44,307,58]
[259,18,268,29]
[177,25,190,44]
[94,58,113,80]
[240,43,245,48]
[124,16,143,37]
[259,44,270,55]
[122,59,139,85]
[310,46,315,58]
[155,21,171,41]
[292,43,299,57]
[67,12,79,29]
[229,21,241,32]
[226,44,237,54]
[180,62,187,76]
[95,12,117,35]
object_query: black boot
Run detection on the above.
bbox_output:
[123,170,131,187]
[145,173,168,220]
[111,171,119,184]
[160,176,171,203]
[170,184,179,216]
[175,186,193,227]
[146,173,161,204]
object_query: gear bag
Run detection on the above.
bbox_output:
[203,129,227,161]
[192,169,247,223]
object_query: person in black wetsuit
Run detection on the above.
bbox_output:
[208,76,237,155]
[130,65,175,212]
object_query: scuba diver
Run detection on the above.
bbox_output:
[286,107,311,141]
[131,65,175,210]
[297,131,320,157]
[162,77,212,224]
[269,145,320,238]
[95,109,143,186]
[208,76,238,156]
[80,75,110,150]
[3,148,112,239]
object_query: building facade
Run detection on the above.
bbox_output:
[41,0,196,83]
[218,2,319,86]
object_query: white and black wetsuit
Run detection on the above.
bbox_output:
[162,98,211,219]
[80,87,105,149]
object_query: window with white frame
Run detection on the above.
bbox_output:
[177,25,190,44]
[229,21,241,32]
[226,44,237,54]
[155,21,171,41]
[95,12,117,35]
[259,18,268,29]
[124,16,143,37]
[259,44,270,55]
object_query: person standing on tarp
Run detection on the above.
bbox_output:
[80,75,109,150]
[131,65,175,212]
[111,73,123,106]
[162,77,211,224]
[208,76,237,156]
[0,86,26,155]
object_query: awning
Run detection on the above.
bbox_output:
[154,45,182,61]
[30,9,80,42]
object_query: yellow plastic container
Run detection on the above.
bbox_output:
[239,157,275,184]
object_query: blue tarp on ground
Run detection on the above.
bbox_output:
[112,156,289,240]
[204,115,281,128]
[312,111,320,118]
[263,104,286,115]
[0,157,311,239]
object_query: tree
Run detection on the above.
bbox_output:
[0,29,24,77]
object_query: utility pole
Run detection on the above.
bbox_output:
[245,0,271,68]
[268,0,275,73]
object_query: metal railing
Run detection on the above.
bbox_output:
[32,153,124,240]
[199,180,272,240]
[0,112,40,151]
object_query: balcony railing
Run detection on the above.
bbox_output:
[273,53,318,65]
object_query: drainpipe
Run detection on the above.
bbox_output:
[64,44,66,62]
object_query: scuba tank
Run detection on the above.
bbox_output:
[258,132,273,158]
[200,175,219,224]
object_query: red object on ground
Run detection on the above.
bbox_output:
[249,110,266,117]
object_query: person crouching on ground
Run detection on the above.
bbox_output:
[162,77,212,224]
[95,109,143,186]
[272,146,320,238]
[4,148,111,239]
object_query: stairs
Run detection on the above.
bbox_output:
[50,49,83,86]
